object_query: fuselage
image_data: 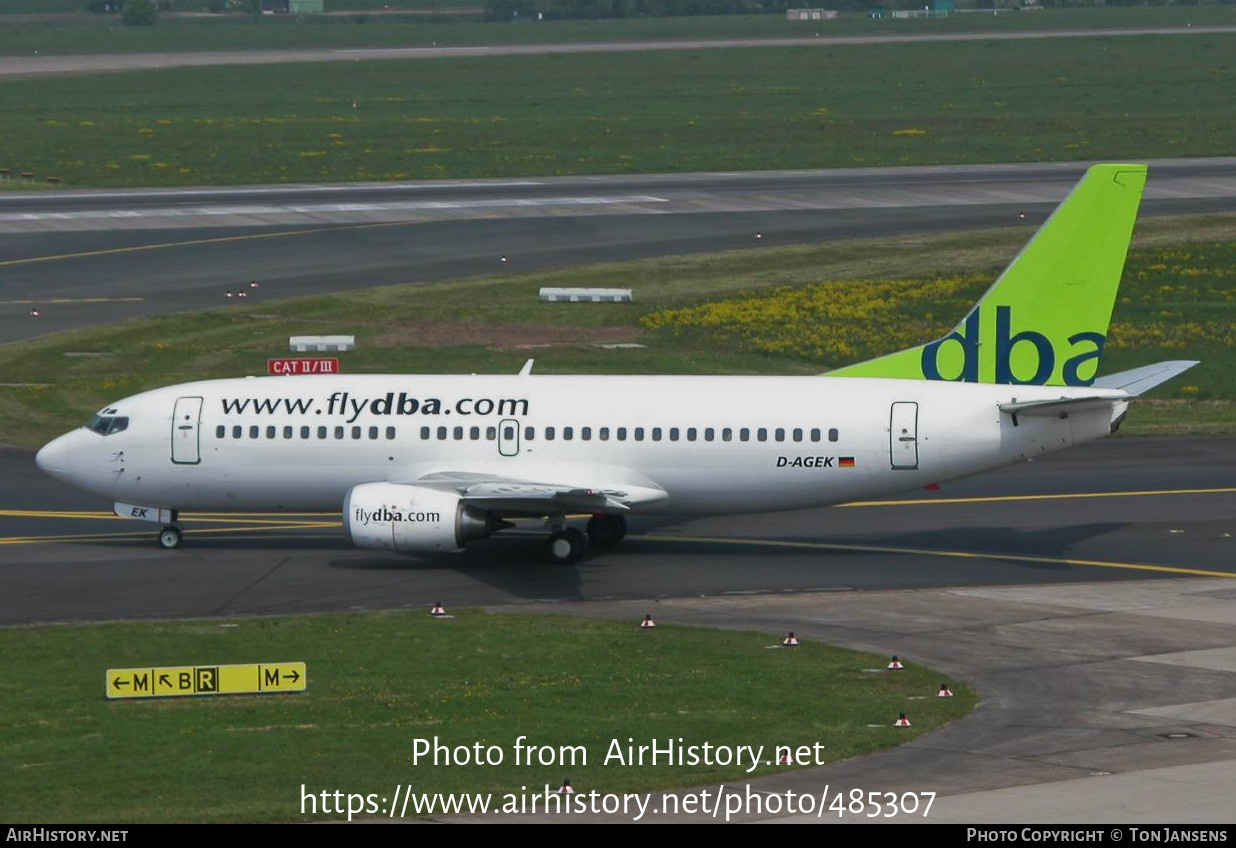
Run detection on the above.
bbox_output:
[36,373,1126,515]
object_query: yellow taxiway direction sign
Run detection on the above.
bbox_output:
[106,662,306,699]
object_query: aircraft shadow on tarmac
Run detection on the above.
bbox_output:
[326,521,1128,571]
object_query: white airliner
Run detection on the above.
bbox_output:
[36,164,1196,563]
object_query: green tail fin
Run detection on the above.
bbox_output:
[828,163,1147,387]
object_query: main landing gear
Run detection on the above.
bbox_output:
[544,514,628,564]
[586,514,627,547]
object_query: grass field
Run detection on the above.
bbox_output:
[3,6,1236,56]
[3,33,1236,188]
[0,609,974,822]
[2,213,1232,449]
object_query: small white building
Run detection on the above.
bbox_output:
[786,8,838,20]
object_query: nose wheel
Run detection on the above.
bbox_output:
[158,525,183,550]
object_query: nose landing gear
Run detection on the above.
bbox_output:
[158,525,183,550]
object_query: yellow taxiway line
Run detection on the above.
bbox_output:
[0,220,420,269]
[643,535,1236,580]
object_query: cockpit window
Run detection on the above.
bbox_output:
[87,415,129,436]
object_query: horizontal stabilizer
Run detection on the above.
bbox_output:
[1092,360,1199,396]
[999,395,1126,418]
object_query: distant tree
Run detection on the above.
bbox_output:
[123,0,158,24]
[208,0,227,9]
[86,0,121,12]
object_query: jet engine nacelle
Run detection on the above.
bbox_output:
[343,483,504,554]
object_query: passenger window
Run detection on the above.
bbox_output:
[301,426,310,439]
[369,426,379,440]
[486,426,496,440]
[722,428,732,442]
[758,428,768,442]
[250,426,259,439]
[216,425,225,438]
[386,427,395,440]
[420,426,430,440]
[470,426,480,440]
[453,426,464,440]
[652,427,662,442]
[740,428,750,442]
[617,427,627,441]
[793,428,803,442]
[829,428,839,442]
[563,427,574,441]
[351,426,361,439]
[504,425,515,440]
[546,427,556,441]
[687,428,697,442]
[634,427,644,441]
[317,426,327,439]
[233,425,243,439]
[599,427,609,441]
[669,428,679,441]
[811,428,821,442]
[581,427,592,441]
[704,428,714,442]
[525,426,535,441]
[266,426,276,439]
[775,428,785,442]
[334,426,344,440]
[437,426,448,440]
[283,426,293,439]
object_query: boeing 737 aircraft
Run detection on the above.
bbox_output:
[36,164,1197,563]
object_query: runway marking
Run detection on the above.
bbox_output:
[642,535,1236,580]
[0,297,146,305]
[4,487,1233,525]
[0,509,339,522]
[839,487,1236,508]
[0,522,339,546]
[0,220,426,268]
[0,195,667,225]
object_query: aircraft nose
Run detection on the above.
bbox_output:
[36,434,72,475]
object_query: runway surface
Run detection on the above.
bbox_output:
[4,26,1236,78]
[3,435,1233,626]
[4,159,1236,344]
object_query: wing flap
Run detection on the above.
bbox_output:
[411,472,669,515]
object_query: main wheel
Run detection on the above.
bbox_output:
[546,528,586,564]
[586,514,628,547]
[158,526,182,550]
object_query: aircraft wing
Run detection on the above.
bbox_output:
[409,471,669,515]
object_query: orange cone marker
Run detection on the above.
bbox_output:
[938,684,954,698]
[895,712,912,728]
[778,751,794,765]
[430,602,447,617]
[782,632,799,647]
[641,614,656,629]
[887,655,904,670]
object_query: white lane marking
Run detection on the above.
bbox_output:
[0,195,669,222]
[0,181,545,204]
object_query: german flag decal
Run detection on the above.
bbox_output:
[839,457,856,468]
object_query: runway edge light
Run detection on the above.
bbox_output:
[105,662,306,699]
